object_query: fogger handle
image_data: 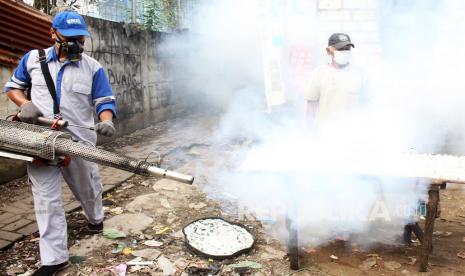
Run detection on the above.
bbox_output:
[147,166,194,184]
[37,117,69,128]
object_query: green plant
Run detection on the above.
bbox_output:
[143,0,179,31]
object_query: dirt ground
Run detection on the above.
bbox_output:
[0,115,465,276]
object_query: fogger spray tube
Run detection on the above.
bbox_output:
[0,119,194,184]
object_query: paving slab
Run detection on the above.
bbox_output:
[0,230,23,242]
[16,222,38,236]
[2,219,32,232]
[2,215,22,225]
[0,239,10,250]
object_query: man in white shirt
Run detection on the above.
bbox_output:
[305,33,368,133]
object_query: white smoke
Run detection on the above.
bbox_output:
[162,0,465,249]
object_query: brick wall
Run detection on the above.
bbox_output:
[316,0,381,59]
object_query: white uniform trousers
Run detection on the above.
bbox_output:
[28,156,104,265]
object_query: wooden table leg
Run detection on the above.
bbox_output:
[418,185,440,272]
[286,211,299,270]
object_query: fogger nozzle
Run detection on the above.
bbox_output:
[147,166,194,184]
[0,119,194,184]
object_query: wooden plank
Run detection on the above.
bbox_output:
[418,186,439,272]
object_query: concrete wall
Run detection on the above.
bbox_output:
[0,65,27,183]
[84,16,186,138]
[316,0,380,58]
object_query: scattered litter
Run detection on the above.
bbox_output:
[141,180,150,187]
[121,184,135,190]
[303,247,316,253]
[122,247,133,256]
[330,255,338,261]
[170,230,184,239]
[102,199,115,206]
[434,231,452,237]
[69,255,86,264]
[110,207,124,215]
[260,246,286,260]
[131,248,161,260]
[131,239,138,245]
[228,260,262,270]
[160,198,172,209]
[111,243,126,254]
[94,263,127,276]
[128,265,145,273]
[155,227,171,235]
[458,252,465,259]
[359,257,377,271]
[7,265,25,275]
[17,270,34,276]
[401,269,411,276]
[384,261,402,270]
[103,229,126,239]
[143,240,163,247]
[174,258,189,270]
[188,202,207,210]
[407,256,417,265]
[29,237,40,242]
[157,256,177,275]
[127,257,155,266]
[186,263,221,275]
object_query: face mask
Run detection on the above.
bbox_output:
[56,37,84,62]
[333,50,351,65]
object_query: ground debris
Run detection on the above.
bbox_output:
[103,229,126,239]
[407,256,417,265]
[358,256,378,271]
[158,255,177,275]
[384,260,402,270]
[6,265,25,275]
[92,263,127,276]
[131,248,162,260]
[143,239,163,247]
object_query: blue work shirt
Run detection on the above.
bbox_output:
[4,47,116,144]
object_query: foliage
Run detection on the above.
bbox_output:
[143,0,179,31]
[33,0,80,15]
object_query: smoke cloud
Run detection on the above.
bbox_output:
[162,0,465,249]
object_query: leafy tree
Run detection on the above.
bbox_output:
[143,0,179,31]
[33,0,80,15]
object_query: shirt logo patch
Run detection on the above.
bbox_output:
[67,18,81,25]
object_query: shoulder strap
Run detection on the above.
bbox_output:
[38,49,60,115]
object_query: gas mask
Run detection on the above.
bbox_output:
[333,50,351,66]
[56,37,84,62]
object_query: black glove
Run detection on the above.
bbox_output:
[95,120,115,137]
[19,101,43,124]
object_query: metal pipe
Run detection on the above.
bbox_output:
[0,119,194,185]
[147,166,194,184]
[131,0,137,23]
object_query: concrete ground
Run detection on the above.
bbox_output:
[0,114,464,276]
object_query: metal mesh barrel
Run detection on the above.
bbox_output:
[0,119,194,184]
